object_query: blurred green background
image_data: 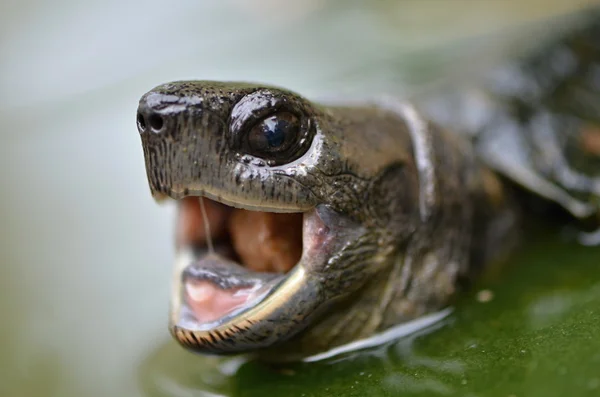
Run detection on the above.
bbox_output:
[1,1,599,396]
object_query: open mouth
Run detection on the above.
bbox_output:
[172,196,307,330]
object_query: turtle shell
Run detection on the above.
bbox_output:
[420,8,600,244]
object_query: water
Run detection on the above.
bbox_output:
[1,1,598,396]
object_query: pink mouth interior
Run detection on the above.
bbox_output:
[176,197,303,324]
[184,279,258,323]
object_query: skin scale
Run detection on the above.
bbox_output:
[137,83,514,360]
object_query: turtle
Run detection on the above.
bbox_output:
[134,9,600,361]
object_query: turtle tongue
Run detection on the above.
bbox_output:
[181,253,282,325]
[184,280,258,323]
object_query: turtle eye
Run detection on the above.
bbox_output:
[245,112,301,160]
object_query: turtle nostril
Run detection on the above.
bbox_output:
[148,113,164,131]
[137,112,147,132]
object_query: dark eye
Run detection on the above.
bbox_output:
[246,112,300,157]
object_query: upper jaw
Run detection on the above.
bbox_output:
[159,186,314,213]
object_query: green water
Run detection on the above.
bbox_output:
[140,229,600,397]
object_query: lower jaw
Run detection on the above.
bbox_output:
[170,247,287,332]
[168,258,317,356]
[166,201,343,356]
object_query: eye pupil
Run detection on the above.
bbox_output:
[246,112,300,159]
[263,118,286,148]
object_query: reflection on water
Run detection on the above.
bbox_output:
[1,1,599,396]
[302,309,452,362]
[528,283,600,329]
